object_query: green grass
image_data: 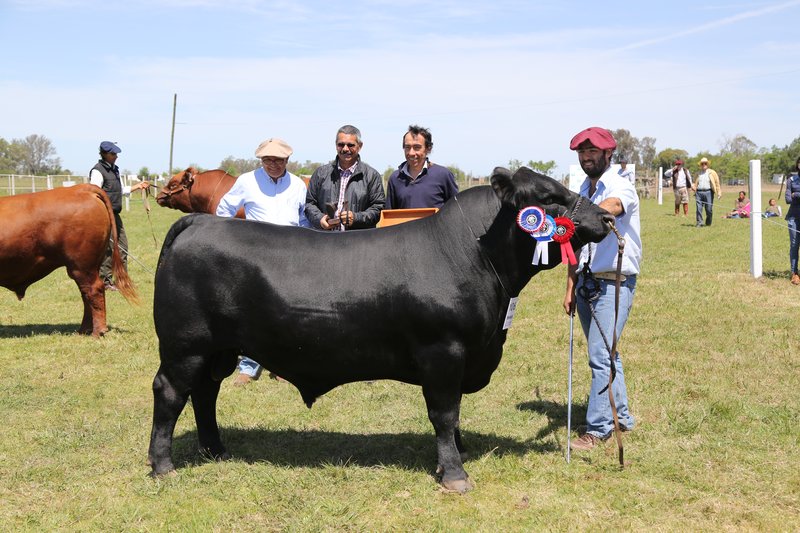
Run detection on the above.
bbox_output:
[1,186,798,531]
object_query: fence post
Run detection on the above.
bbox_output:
[749,159,762,278]
[657,167,663,205]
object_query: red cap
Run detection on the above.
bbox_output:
[569,127,617,150]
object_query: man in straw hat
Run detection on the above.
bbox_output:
[691,157,721,227]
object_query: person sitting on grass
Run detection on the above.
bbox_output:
[763,197,782,218]
[725,191,751,218]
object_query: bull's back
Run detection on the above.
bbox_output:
[0,185,111,288]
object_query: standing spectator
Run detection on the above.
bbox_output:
[617,156,635,186]
[691,157,721,227]
[305,125,385,231]
[385,125,459,209]
[664,159,692,217]
[562,127,641,451]
[89,141,150,291]
[784,157,800,285]
[216,137,310,386]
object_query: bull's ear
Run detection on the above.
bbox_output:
[491,167,515,204]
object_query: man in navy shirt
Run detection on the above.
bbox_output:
[385,125,459,209]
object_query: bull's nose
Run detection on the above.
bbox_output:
[602,213,615,226]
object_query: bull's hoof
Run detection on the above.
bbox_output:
[440,476,474,494]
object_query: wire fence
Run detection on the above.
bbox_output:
[0,174,91,196]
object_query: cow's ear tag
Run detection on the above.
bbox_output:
[552,217,577,265]
[516,206,545,234]
[502,297,519,330]
[531,215,556,265]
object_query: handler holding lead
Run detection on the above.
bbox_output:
[563,127,642,451]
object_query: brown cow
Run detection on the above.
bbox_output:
[156,167,244,218]
[0,183,137,336]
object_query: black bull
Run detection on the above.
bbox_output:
[148,167,613,492]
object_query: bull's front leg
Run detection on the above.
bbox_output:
[421,351,473,494]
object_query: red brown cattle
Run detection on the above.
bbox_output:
[0,183,138,336]
[156,167,244,218]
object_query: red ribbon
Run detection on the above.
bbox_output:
[552,217,577,266]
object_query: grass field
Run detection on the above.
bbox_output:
[1,184,798,531]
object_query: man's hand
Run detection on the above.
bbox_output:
[339,210,354,227]
[320,214,340,231]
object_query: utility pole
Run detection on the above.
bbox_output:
[169,93,177,177]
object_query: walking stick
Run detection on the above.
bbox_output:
[566,307,575,464]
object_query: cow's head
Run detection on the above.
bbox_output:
[491,166,612,245]
[156,167,197,213]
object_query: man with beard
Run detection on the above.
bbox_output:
[563,127,642,451]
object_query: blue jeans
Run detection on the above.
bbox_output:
[576,274,636,438]
[789,217,800,274]
[238,356,261,378]
[695,190,713,226]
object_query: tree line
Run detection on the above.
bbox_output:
[3,132,799,183]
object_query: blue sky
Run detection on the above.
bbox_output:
[1,0,799,177]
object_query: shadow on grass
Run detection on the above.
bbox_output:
[763,269,791,280]
[517,398,587,441]
[0,323,80,337]
[171,426,558,472]
[0,323,133,338]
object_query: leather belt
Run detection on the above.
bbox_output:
[593,272,627,282]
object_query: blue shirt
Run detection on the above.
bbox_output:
[385,161,459,209]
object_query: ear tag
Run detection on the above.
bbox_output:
[552,217,577,265]
[531,215,555,265]
[516,206,545,234]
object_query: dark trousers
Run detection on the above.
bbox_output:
[101,212,128,284]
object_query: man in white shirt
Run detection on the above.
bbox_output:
[216,137,310,386]
[563,127,642,451]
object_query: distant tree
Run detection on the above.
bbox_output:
[719,134,758,157]
[287,159,322,177]
[526,159,557,177]
[19,134,61,175]
[639,136,657,171]
[218,156,257,176]
[382,165,395,183]
[655,148,689,171]
[138,167,151,179]
[0,137,25,174]
[507,159,524,173]
[610,129,639,165]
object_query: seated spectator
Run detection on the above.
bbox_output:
[725,191,751,218]
[763,197,782,218]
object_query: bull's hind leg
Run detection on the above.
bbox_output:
[69,268,107,336]
[191,369,230,462]
[148,366,190,476]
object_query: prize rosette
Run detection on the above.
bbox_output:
[516,206,545,234]
[552,217,577,265]
[531,215,555,265]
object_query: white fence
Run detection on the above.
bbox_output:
[0,174,150,196]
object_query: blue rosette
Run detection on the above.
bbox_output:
[516,206,546,234]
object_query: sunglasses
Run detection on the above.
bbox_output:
[337,142,357,149]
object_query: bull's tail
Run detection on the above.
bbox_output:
[97,189,139,304]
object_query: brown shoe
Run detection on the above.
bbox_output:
[791,273,800,285]
[570,433,606,451]
[232,373,254,387]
